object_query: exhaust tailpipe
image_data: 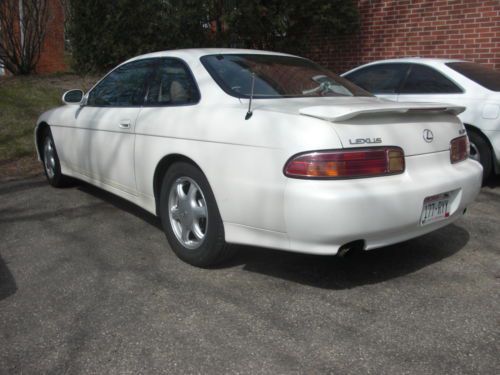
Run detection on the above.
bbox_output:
[337,240,365,257]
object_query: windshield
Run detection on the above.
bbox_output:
[446,62,500,92]
[200,54,371,98]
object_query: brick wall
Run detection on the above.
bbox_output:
[306,0,500,74]
[0,0,65,75]
[36,0,65,74]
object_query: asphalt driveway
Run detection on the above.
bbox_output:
[0,175,499,374]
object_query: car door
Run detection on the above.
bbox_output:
[396,64,464,105]
[343,63,410,101]
[133,57,201,199]
[73,59,157,194]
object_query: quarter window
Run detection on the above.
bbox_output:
[344,63,410,94]
[446,62,500,92]
[145,58,200,106]
[400,64,462,94]
[87,59,156,107]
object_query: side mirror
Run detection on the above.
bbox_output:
[62,89,84,105]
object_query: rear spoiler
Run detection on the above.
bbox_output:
[299,103,466,122]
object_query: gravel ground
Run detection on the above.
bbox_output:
[0,175,499,374]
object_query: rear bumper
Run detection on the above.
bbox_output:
[284,151,483,254]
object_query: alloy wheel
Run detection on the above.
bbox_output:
[168,177,208,249]
[43,137,56,179]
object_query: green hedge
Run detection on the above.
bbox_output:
[68,0,359,73]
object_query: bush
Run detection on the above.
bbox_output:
[224,0,359,53]
[68,0,359,73]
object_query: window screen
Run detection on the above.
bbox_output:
[201,54,370,98]
[446,62,500,92]
[344,63,410,94]
[145,58,200,106]
[87,59,156,107]
[400,64,462,94]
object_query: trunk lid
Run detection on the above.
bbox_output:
[256,97,465,156]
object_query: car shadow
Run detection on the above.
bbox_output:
[484,174,500,189]
[0,255,17,301]
[225,223,469,289]
[76,180,470,290]
[76,182,162,229]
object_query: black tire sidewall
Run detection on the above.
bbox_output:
[159,162,226,267]
[41,130,65,187]
[468,130,492,181]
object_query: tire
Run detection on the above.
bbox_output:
[159,162,232,267]
[41,129,70,187]
[468,130,492,182]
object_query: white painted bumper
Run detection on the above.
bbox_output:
[284,151,483,255]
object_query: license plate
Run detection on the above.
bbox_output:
[420,193,450,226]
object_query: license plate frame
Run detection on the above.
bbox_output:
[420,193,451,226]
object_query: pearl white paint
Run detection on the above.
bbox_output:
[482,104,499,120]
[35,49,483,255]
[343,57,500,171]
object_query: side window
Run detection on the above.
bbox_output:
[87,59,155,107]
[344,63,410,94]
[400,64,462,94]
[145,58,200,106]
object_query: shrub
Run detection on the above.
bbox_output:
[68,0,359,73]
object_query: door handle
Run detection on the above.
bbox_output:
[119,120,131,129]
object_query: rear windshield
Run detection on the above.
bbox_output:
[446,62,500,92]
[200,54,371,98]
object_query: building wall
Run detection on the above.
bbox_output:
[307,0,500,74]
[0,0,65,75]
[36,0,65,74]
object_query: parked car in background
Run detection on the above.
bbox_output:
[342,58,500,181]
[35,49,482,267]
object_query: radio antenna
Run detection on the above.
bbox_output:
[245,73,256,120]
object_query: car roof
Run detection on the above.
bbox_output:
[341,57,473,76]
[125,48,296,65]
[347,57,469,69]
[369,57,466,63]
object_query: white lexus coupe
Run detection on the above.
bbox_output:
[342,58,500,181]
[35,49,483,267]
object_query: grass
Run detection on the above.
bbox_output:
[0,73,97,179]
[0,73,97,181]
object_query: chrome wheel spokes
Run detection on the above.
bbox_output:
[168,177,208,249]
[43,138,56,179]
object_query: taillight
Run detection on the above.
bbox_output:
[450,135,469,164]
[284,147,405,179]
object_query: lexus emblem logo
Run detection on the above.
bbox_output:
[423,129,434,143]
